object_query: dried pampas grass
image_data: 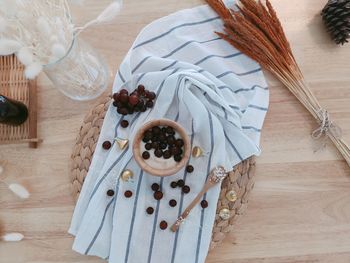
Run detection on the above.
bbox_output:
[206,0,350,167]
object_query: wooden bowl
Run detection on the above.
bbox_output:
[133,119,191,177]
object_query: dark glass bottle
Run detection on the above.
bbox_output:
[0,95,28,126]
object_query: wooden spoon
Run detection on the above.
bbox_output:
[170,166,227,232]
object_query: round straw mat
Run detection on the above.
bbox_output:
[70,95,256,250]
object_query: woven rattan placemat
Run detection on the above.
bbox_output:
[70,95,256,250]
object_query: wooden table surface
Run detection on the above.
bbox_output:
[1,0,350,262]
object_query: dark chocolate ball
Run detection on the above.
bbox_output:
[142,151,150,159]
[182,185,190,194]
[151,183,160,191]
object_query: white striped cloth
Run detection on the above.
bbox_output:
[69,2,269,263]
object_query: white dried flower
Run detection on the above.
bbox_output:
[24,62,43,79]
[17,47,33,66]
[2,233,24,242]
[51,43,66,59]
[8,183,30,199]
[50,35,59,43]
[36,17,51,37]
[0,39,21,55]
[0,0,18,16]
[75,0,123,35]
[95,1,123,24]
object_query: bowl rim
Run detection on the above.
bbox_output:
[132,119,191,177]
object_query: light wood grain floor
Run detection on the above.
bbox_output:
[1,0,350,262]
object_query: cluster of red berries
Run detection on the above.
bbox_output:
[112,85,156,116]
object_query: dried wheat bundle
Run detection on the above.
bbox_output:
[206,0,350,166]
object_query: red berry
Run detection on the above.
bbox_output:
[129,95,139,106]
[120,89,128,95]
[146,207,154,215]
[113,92,119,101]
[119,108,128,115]
[142,151,150,159]
[121,120,129,128]
[147,92,156,100]
[201,200,208,208]
[159,220,168,230]
[124,190,133,198]
[137,85,145,93]
[120,93,129,103]
[130,91,139,96]
[146,100,154,108]
[102,141,112,150]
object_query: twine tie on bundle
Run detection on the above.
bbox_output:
[312,109,342,140]
[312,109,342,151]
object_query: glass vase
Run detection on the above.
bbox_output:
[44,37,109,101]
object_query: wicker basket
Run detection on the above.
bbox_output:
[0,55,40,148]
[70,95,256,250]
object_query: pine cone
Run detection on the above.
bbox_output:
[321,0,350,45]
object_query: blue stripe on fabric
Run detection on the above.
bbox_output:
[229,105,240,111]
[171,120,195,263]
[124,171,144,263]
[137,72,147,84]
[195,110,215,263]
[247,104,268,111]
[133,16,220,50]
[147,177,164,263]
[234,85,268,94]
[224,131,243,161]
[161,60,178,71]
[114,117,124,138]
[242,126,262,132]
[132,56,152,74]
[217,85,234,92]
[118,70,126,83]
[194,52,242,65]
[216,68,262,78]
[163,37,221,59]
[84,197,116,255]
[222,106,228,119]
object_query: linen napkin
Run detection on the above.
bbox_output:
[69,2,269,263]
